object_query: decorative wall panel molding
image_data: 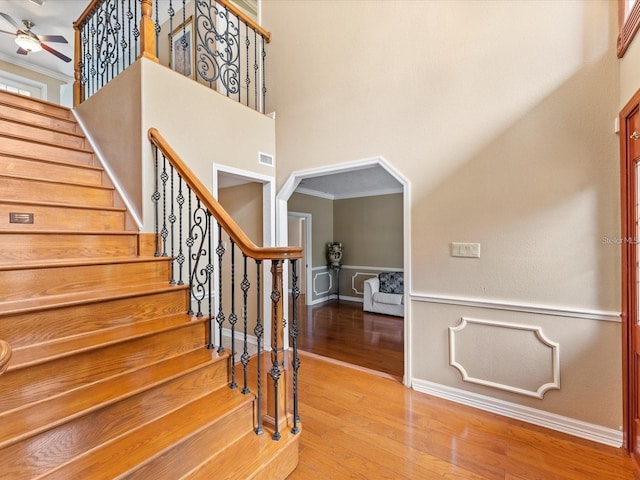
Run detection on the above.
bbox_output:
[351,272,378,295]
[312,271,332,297]
[449,317,560,398]
[412,292,620,323]
[412,378,622,447]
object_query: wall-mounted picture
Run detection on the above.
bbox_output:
[169,16,195,79]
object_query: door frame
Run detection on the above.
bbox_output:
[287,211,313,302]
[276,156,412,387]
[620,88,640,458]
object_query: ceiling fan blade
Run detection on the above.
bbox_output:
[0,29,15,35]
[0,12,21,31]
[37,34,67,44]
[16,47,28,55]
[41,43,71,63]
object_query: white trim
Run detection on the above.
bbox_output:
[72,111,143,229]
[340,265,404,272]
[295,186,403,200]
[412,379,622,448]
[411,292,621,323]
[288,211,312,301]
[449,317,560,398]
[351,272,377,295]
[339,294,363,303]
[312,271,332,296]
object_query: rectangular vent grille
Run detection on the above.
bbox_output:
[10,212,34,224]
[258,152,274,167]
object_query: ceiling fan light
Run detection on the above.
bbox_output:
[15,33,41,52]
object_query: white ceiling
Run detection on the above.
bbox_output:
[295,165,402,200]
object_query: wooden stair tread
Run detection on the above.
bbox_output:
[0,282,188,317]
[0,91,73,120]
[0,198,126,211]
[0,255,169,271]
[9,313,204,369]
[0,152,102,172]
[37,387,254,480]
[0,229,137,236]
[0,172,114,190]
[0,131,94,154]
[0,348,228,449]
[0,115,85,139]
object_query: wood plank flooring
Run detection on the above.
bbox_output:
[291,352,638,480]
[292,300,638,479]
[296,299,404,378]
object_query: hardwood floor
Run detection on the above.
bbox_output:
[291,352,638,480]
[296,299,404,378]
[291,299,637,479]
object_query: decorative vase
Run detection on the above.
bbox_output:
[327,242,343,267]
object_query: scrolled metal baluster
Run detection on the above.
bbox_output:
[254,260,264,435]
[244,23,250,107]
[229,239,238,389]
[189,199,209,317]
[253,28,257,110]
[186,187,194,314]
[241,254,250,394]
[290,259,301,434]
[261,39,266,113]
[216,224,226,353]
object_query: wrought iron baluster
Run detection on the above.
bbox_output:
[229,239,237,389]
[261,39,266,113]
[241,254,250,394]
[154,0,160,60]
[133,0,140,57]
[253,29,257,110]
[91,12,97,96]
[270,259,282,441]
[245,23,250,107]
[160,153,169,257]
[176,178,185,285]
[168,0,175,69]
[290,259,300,434]
[127,0,133,65]
[206,212,215,349]
[152,145,160,257]
[190,198,208,318]
[216,224,226,353]
[186,187,194,315]
[168,164,176,284]
[254,260,264,435]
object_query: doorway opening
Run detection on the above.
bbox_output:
[276,157,411,385]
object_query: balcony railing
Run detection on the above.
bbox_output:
[73,0,269,112]
[148,127,302,439]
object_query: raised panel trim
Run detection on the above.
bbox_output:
[412,292,620,323]
[312,271,332,296]
[449,317,560,399]
[351,272,378,295]
[412,378,622,448]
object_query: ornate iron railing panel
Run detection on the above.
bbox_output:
[75,0,270,112]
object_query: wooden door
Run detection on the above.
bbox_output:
[621,90,640,468]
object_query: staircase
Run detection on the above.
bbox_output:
[0,90,298,479]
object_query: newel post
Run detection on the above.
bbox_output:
[139,0,158,62]
[265,260,288,439]
[72,21,82,107]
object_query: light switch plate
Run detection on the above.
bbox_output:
[451,242,480,258]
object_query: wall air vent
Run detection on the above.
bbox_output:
[10,212,34,224]
[258,152,274,167]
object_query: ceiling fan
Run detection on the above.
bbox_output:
[0,12,71,63]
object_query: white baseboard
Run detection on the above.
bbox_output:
[412,378,622,448]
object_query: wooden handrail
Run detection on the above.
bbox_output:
[217,0,271,43]
[0,340,11,376]
[148,128,301,261]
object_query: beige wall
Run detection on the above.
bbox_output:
[219,182,264,247]
[264,0,622,435]
[334,194,402,268]
[288,192,333,267]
